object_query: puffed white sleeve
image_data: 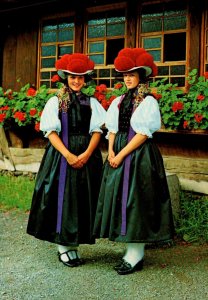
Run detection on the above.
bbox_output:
[131,95,161,138]
[105,96,121,137]
[89,97,107,133]
[40,96,61,137]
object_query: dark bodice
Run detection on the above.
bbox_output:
[68,93,91,135]
[118,94,134,132]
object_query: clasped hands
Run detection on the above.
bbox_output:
[65,151,90,169]
[108,150,124,168]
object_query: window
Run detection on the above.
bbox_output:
[39,17,75,88]
[140,2,188,86]
[86,9,126,88]
[202,8,208,73]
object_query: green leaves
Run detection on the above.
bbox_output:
[150,69,208,131]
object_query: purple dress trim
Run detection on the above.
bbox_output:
[120,124,135,235]
[118,95,136,236]
[56,111,68,233]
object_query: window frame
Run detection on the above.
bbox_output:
[37,12,75,89]
[139,1,189,87]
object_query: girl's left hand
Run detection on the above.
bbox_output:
[109,153,124,168]
[78,151,91,166]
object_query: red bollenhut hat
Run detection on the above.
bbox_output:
[55,53,95,78]
[114,48,158,77]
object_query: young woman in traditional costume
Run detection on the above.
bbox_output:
[27,53,106,267]
[93,48,174,275]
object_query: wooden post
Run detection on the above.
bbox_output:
[0,128,15,171]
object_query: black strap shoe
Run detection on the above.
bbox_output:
[73,250,85,266]
[113,259,125,271]
[58,251,79,267]
[117,259,144,275]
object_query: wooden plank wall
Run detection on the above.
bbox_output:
[2,17,38,91]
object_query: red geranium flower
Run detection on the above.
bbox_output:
[172,101,184,113]
[204,72,208,79]
[97,94,106,102]
[0,113,6,122]
[109,95,116,104]
[14,111,26,122]
[0,105,9,111]
[96,84,107,93]
[27,87,37,97]
[52,74,61,82]
[152,93,162,100]
[101,99,109,110]
[183,120,189,129]
[197,94,205,101]
[29,108,38,116]
[35,122,40,132]
[114,83,123,89]
[194,113,204,123]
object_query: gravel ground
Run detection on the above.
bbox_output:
[0,210,208,300]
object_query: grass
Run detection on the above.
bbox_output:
[0,173,35,211]
[175,191,208,244]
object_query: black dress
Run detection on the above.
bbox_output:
[27,94,103,246]
[93,94,174,243]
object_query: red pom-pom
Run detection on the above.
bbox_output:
[55,53,94,74]
[151,63,158,77]
[114,56,135,71]
[136,53,153,67]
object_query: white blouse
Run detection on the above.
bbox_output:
[40,96,106,137]
[105,95,161,138]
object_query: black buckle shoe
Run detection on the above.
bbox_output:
[113,259,125,271]
[58,251,79,267]
[73,250,85,266]
[117,259,144,275]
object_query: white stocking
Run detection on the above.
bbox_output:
[57,245,79,261]
[123,243,145,267]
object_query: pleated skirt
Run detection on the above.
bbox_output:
[93,132,174,243]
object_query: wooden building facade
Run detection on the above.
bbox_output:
[0,0,207,194]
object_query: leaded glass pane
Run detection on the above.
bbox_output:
[88,25,105,38]
[143,37,161,49]
[142,12,163,19]
[89,42,104,53]
[164,16,186,30]
[148,50,161,62]
[112,78,123,85]
[42,31,56,43]
[164,9,186,16]
[58,22,73,30]
[41,45,56,56]
[40,80,50,88]
[41,72,50,79]
[112,69,119,77]
[141,19,162,33]
[99,79,110,86]
[170,77,185,87]
[58,30,73,42]
[99,69,110,77]
[88,19,106,25]
[41,58,55,68]
[42,23,57,32]
[107,16,125,24]
[89,54,104,64]
[59,45,73,56]
[170,65,185,75]
[158,66,169,76]
[107,23,125,36]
